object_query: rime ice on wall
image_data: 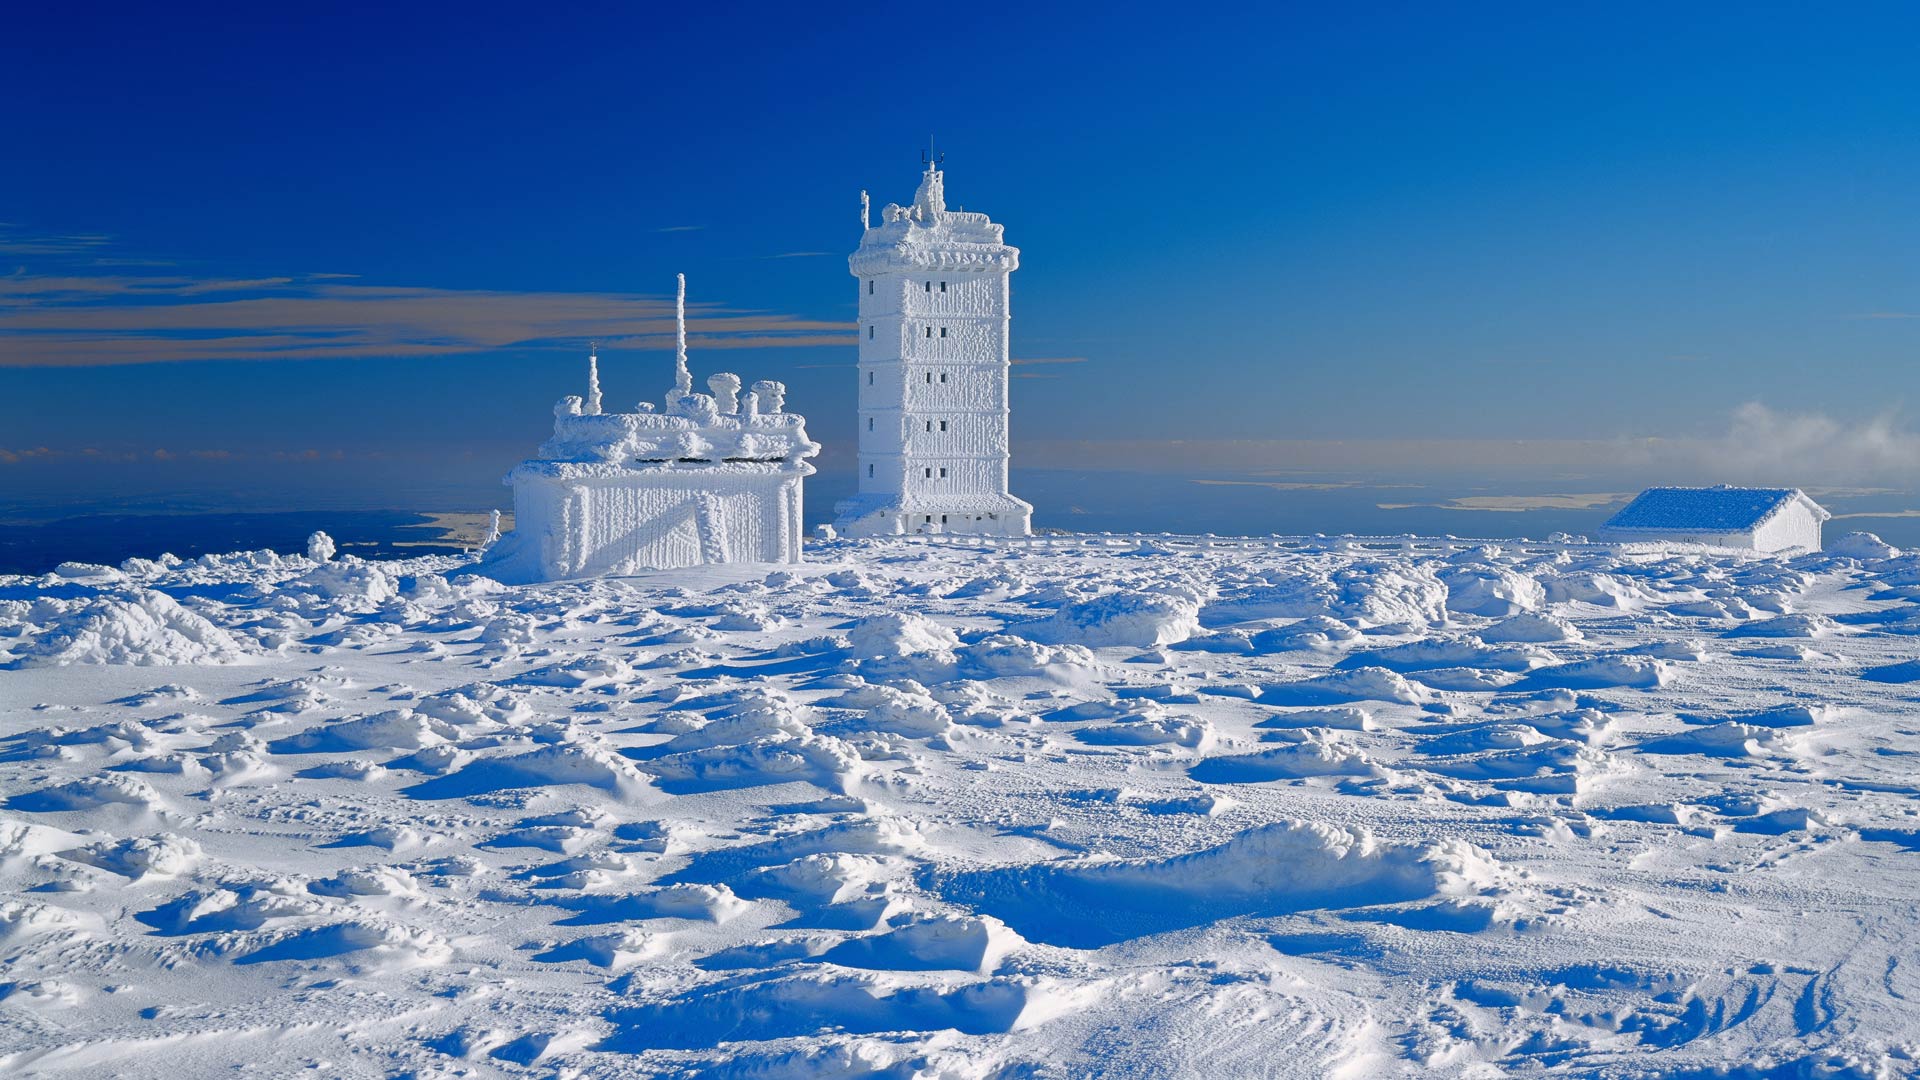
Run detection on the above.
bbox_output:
[834,160,1034,537]
[481,277,820,583]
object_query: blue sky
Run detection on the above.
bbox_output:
[4,2,1919,515]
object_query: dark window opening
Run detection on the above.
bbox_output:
[923,468,932,478]
[924,421,932,432]
[939,373,947,383]
[868,371,874,385]
[868,280,874,295]
[940,281,947,292]
[868,464,874,477]
[925,326,932,338]
[939,420,948,431]
[924,281,931,292]
[867,417,873,431]
[868,325,874,339]
[939,467,948,478]
[939,327,947,338]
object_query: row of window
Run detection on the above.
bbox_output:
[865,418,950,432]
[866,280,950,294]
[863,325,955,339]
[862,464,955,479]
[865,371,951,384]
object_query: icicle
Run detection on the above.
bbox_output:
[585,341,602,415]
[673,273,692,400]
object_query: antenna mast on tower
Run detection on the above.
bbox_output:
[673,273,691,399]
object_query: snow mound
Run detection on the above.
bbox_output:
[1828,531,1898,560]
[845,613,960,658]
[9,774,163,814]
[1256,707,1375,731]
[1338,636,1546,674]
[822,913,1026,974]
[1020,589,1203,648]
[6,589,251,668]
[1261,666,1430,705]
[1642,721,1797,758]
[937,820,1500,948]
[1189,738,1382,782]
[1515,655,1671,690]
[1203,562,1448,628]
[1479,611,1584,643]
[1441,566,1545,617]
[60,834,203,880]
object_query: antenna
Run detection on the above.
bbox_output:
[921,136,944,170]
[586,339,602,415]
[673,273,691,398]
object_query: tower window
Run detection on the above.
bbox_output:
[940,281,947,292]
[868,371,874,385]
[868,464,874,477]
[868,325,874,339]
[939,420,947,431]
[925,373,932,383]
[925,326,932,338]
[868,280,874,295]
[939,327,947,338]
[924,281,931,292]
[924,468,932,478]
[868,417,873,431]
[924,421,932,432]
[939,373,948,383]
[940,468,948,478]
[925,515,932,523]
[941,514,948,523]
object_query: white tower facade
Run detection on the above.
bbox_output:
[833,161,1033,537]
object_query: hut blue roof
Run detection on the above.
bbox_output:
[1603,486,1825,533]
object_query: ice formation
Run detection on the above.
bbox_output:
[1600,485,1830,552]
[834,157,1033,536]
[481,276,819,582]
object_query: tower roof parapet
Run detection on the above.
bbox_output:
[849,164,1018,277]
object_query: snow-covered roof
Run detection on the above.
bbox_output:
[1602,486,1829,533]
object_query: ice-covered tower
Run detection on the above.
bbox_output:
[833,157,1033,536]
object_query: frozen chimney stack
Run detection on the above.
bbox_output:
[708,372,741,415]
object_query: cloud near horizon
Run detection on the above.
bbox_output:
[0,267,852,368]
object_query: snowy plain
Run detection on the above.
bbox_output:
[1,532,1917,1078]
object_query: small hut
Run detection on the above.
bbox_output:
[1599,486,1829,553]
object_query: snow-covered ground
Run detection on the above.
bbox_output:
[1,534,1917,1078]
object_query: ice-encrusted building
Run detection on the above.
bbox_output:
[1599,486,1829,553]
[481,277,820,583]
[832,158,1033,536]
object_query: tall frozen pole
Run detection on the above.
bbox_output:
[585,340,603,415]
[860,190,869,230]
[673,273,692,401]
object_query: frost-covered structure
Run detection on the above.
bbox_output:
[833,157,1033,536]
[1600,486,1829,553]
[481,278,819,583]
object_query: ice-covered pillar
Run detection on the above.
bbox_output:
[751,379,785,414]
[708,372,741,415]
[672,273,692,401]
[585,342,603,415]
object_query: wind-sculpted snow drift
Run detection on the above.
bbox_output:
[0,535,1916,1077]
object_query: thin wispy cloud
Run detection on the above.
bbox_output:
[0,269,853,368]
[759,251,832,259]
[1011,356,1089,366]
[0,226,114,256]
[654,225,706,233]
